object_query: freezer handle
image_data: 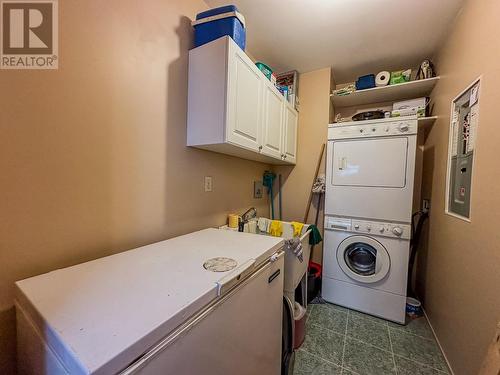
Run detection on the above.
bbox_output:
[216,259,256,296]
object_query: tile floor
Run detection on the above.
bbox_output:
[294,303,450,375]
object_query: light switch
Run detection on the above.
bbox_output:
[254,181,263,198]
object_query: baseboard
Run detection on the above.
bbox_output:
[423,308,455,375]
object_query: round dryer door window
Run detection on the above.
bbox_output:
[337,236,390,283]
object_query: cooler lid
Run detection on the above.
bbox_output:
[15,228,283,375]
[193,5,246,28]
[196,5,238,20]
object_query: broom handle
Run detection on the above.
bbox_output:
[303,143,325,223]
[270,186,275,219]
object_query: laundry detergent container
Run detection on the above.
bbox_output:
[193,5,246,50]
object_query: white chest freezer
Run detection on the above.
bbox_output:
[15,228,285,375]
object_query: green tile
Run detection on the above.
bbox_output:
[302,323,345,365]
[309,302,349,313]
[348,309,389,325]
[388,316,434,339]
[346,311,391,351]
[340,368,358,375]
[307,303,347,334]
[390,328,449,373]
[343,337,396,375]
[328,303,349,313]
[395,355,447,375]
[293,349,342,375]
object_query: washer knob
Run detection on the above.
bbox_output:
[399,123,409,132]
[379,227,385,233]
[392,227,403,236]
[366,225,371,231]
[354,224,360,229]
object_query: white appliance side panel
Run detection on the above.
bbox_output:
[322,277,406,324]
[126,257,284,375]
[322,230,410,295]
[186,37,227,146]
[332,138,408,187]
[17,305,70,375]
[325,136,417,222]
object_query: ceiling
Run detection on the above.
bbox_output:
[205,0,465,83]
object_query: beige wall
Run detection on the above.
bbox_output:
[0,1,271,373]
[274,67,332,263]
[419,0,500,374]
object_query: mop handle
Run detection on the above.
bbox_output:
[270,186,274,219]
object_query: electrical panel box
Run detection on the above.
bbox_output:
[446,79,480,220]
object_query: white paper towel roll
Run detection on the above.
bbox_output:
[375,71,390,87]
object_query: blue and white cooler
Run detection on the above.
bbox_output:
[192,5,246,50]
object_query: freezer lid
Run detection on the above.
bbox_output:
[15,229,284,375]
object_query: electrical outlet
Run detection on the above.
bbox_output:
[204,176,213,192]
[254,181,263,198]
[422,199,430,213]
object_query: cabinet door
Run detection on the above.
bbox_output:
[226,46,263,151]
[282,103,298,164]
[261,84,284,159]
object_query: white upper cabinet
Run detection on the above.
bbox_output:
[282,102,298,164]
[226,48,263,151]
[261,84,284,159]
[187,36,297,165]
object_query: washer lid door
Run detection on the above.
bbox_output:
[337,236,390,283]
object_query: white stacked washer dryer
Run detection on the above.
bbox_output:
[322,117,419,323]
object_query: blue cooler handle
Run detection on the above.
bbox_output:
[191,11,246,28]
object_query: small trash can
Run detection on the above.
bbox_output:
[406,297,423,318]
[293,302,307,350]
[307,261,322,304]
[193,5,246,50]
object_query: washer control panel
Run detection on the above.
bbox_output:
[328,119,417,140]
[325,217,411,240]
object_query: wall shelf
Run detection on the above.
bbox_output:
[331,77,440,108]
[417,116,438,142]
[417,115,438,129]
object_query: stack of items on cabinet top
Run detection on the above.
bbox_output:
[193,5,298,109]
[255,63,299,109]
[330,59,439,130]
[187,5,299,165]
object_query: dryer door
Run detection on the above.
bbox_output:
[325,133,417,222]
[337,236,390,284]
[332,137,408,188]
